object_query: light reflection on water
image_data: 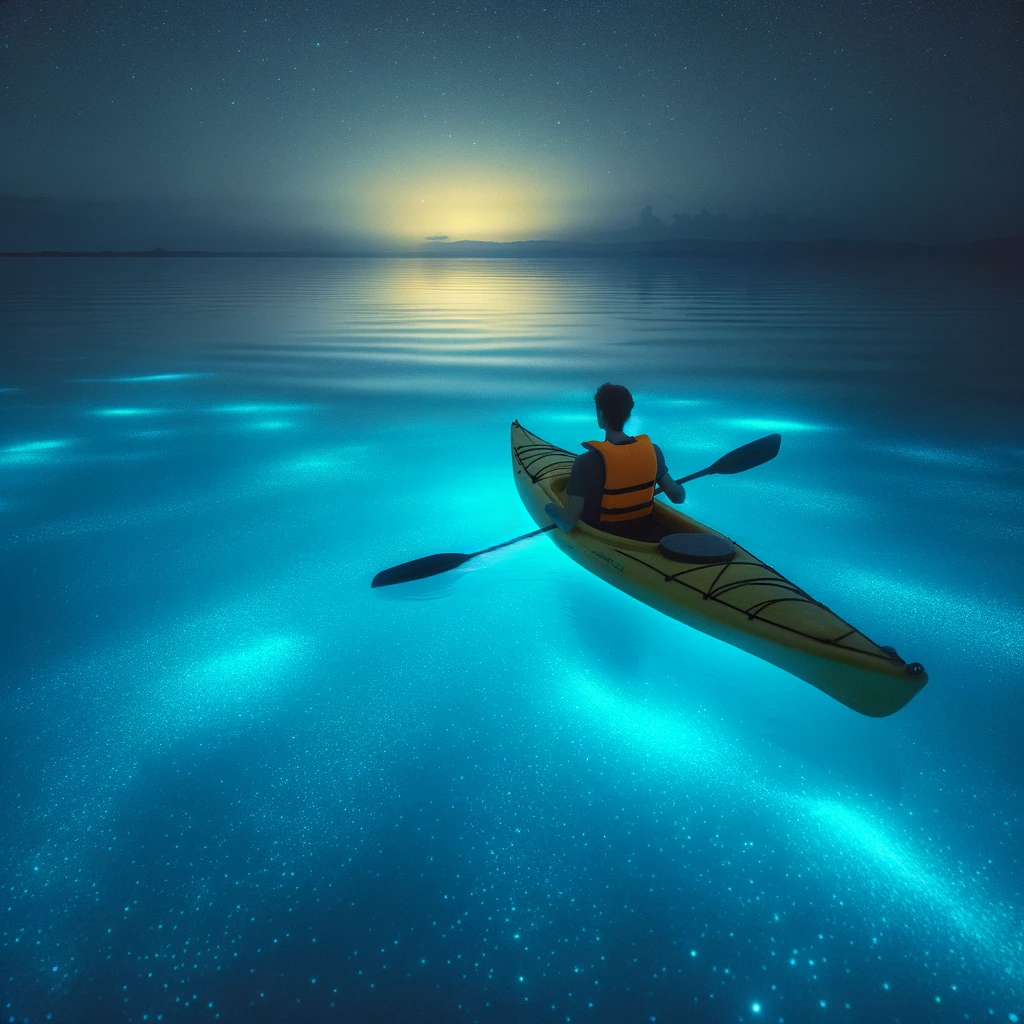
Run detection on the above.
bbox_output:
[1,256,1022,1023]
[3,257,1021,413]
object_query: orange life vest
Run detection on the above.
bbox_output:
[583,435,658,522]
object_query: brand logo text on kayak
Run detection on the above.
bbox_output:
[585,546,625,573]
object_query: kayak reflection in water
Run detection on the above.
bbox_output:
[544,383,687,540]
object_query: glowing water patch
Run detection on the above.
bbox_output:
[246,418,295,432]
[647,397,708,408]
[561,664,1024,987]
[112,372,204,383]
[802,799,937,893]
[76,372,207,383]
[92,406,165,417]
[0,439,69,464]
[565,671,729,780]
[799,798,1024,978]
[4,445,377,550]
[873,442,1000,470]
[808,560,1024,669]
[151,634,305,731]
[728,477,877,518]
[129,428,176,439]
[278,447,373,481]
[531,411,598,425]
[211,402,310,415]
[720,417,833,433]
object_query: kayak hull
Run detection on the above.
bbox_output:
[511,421,927,717]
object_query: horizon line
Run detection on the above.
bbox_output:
[1,236,1022,261]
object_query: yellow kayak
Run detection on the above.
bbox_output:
[511,421,927,717]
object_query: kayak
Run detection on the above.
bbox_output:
[511,421,927,717]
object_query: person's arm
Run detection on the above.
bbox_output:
[658,473,686,504]
[544,452,591,531]
[545,494,584,531]
[653,444,685,503]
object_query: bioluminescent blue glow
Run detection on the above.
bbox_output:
[649,397,709,408]
[806,560,1024,672]
[77,372,208,383]
[148,633,307,734]
[245,417,294,431]
[210,402,311,415]
[1,256,1022,1024]
[562,666,1024,987]
[721,417,835,433]
[0,438,70,464]
[873,442,1004,470]
[91,406,165,417]
[112,372,205,383]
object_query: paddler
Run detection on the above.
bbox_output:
[545,383,686,537]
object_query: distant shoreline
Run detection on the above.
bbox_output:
[1,237,1022,261]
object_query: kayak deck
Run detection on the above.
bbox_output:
[512,421,928,717]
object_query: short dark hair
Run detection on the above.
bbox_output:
[594,383,634,431]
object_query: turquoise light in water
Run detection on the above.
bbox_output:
[799,798,1024,983]
[722,416,833,433]
[3,257,1021,1024]
[92,406,164,417]
[246,418,295,431]
[277,446,374,482]
[874,442,1001,470]
[809,560,1024,672]
[565,667,1024,989]
[152,634,305,731]
[76,372,207,383]
[532,411,598,425]
[211,402,311,415]
[114,373,204,383]
[1,439,69,464]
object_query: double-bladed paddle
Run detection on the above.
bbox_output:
[370,432,781,588]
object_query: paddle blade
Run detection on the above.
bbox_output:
[371,552,473,588]
[708,433,781,475]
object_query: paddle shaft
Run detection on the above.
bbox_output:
[667,467,710,487]
[472,522,556,556]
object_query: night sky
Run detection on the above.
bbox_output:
[1,0,1022,247]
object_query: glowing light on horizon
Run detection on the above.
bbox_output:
[353,165,576,242]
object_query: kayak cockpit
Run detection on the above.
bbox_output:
[546,475,714,546]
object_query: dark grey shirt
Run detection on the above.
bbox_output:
[567,439,668,526]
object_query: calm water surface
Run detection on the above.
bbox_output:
[2,257,1023,1023]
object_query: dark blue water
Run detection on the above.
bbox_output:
[2,256,1022,1024]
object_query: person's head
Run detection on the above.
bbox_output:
[594,383,634,431]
